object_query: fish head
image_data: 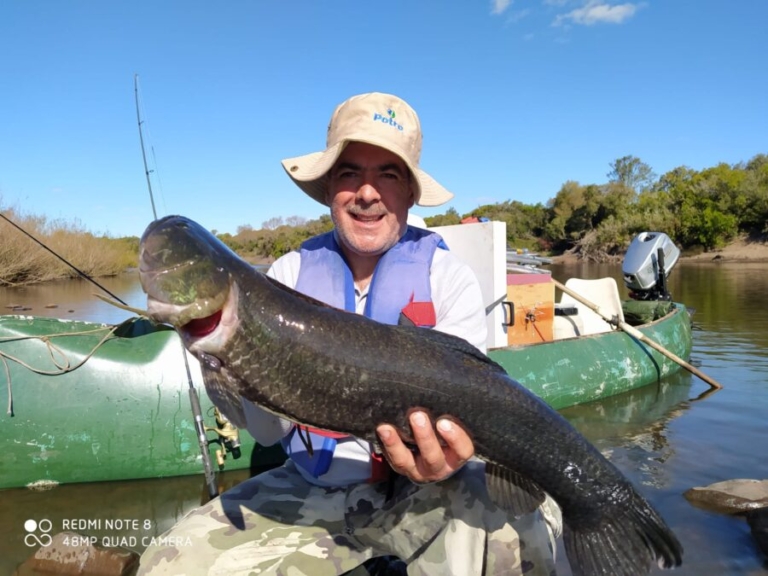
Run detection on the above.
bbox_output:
[139,215,238,342]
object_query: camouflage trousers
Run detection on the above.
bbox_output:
[138,459,562,576]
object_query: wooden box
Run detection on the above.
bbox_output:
[506,274,555,345]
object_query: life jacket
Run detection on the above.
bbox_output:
[282,225,447,482]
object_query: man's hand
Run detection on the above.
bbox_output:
[376,411,474,483]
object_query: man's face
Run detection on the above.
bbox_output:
[326,141,415,260]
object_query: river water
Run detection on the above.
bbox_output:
[1,261,767,575]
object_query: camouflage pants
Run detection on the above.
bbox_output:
[138,460,562,576]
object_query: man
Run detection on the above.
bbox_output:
[139,92,560,575]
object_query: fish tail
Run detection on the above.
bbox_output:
[563,492,683,576]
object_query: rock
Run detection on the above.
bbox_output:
[684,479,768,514]
[746,508,768,558]
[14,531,139,575]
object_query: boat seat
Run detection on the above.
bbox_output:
[553,305,585,339]
[559,278,625,336]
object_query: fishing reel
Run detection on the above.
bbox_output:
[206,407,242,468]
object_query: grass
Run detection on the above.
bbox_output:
[0,204,138,286]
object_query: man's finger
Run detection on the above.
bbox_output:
[409,411,445,474]
[377,424,418,475]
[436,418,474,468]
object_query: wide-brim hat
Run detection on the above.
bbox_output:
[281,92,454,207]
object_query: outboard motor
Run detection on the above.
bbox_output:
[622,232,680,301]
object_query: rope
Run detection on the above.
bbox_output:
[0,325,120,373]
[0,323,125,417]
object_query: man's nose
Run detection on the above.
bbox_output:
[356,179,381,203]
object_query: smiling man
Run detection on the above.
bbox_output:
[326,142,415,284]
[138,92,560,576]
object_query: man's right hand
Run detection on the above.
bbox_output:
[376,412,474,483]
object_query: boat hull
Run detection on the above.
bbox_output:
[489,303,693,410]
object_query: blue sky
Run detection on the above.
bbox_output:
[0,1,765,238]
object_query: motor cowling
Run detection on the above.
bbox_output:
[622,232,680,301]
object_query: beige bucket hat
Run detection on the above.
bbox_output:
[281,92,454,207]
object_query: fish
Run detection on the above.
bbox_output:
[139,215,683,576]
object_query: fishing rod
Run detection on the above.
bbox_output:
[182,341,219,500]
[134,74,158,221]
[134,74,218,500]
[0,212,127,305]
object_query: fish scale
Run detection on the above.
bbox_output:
[139,214,684,576]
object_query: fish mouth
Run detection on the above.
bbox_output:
[182,309,223,338]
[147,283,240,354]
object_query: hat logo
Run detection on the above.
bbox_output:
[372,109,404,131]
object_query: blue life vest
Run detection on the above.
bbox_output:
[294,225,447,323]
[282,225,447,479]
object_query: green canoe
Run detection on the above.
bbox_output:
[0,299,691,490]
[493,301,692,410]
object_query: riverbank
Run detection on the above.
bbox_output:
[681,234,768,263]
[551,234,768,265]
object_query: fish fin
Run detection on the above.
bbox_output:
[200,365,248,429]
[484,462,546,517]
[563,489,683,576]
[395,325,509,375]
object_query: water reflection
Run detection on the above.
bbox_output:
[561,371,694,491]
[0,272,146,325]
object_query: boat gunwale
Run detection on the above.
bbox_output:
[488,301,687,352]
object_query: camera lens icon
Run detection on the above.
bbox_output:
[24,518,53,547]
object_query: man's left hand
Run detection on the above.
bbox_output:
[376,411,474,483]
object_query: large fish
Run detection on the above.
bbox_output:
[139,215,683,576]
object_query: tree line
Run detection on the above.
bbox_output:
[217,215,335,263]
[2,153,765,285]
[221,153,768,262]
